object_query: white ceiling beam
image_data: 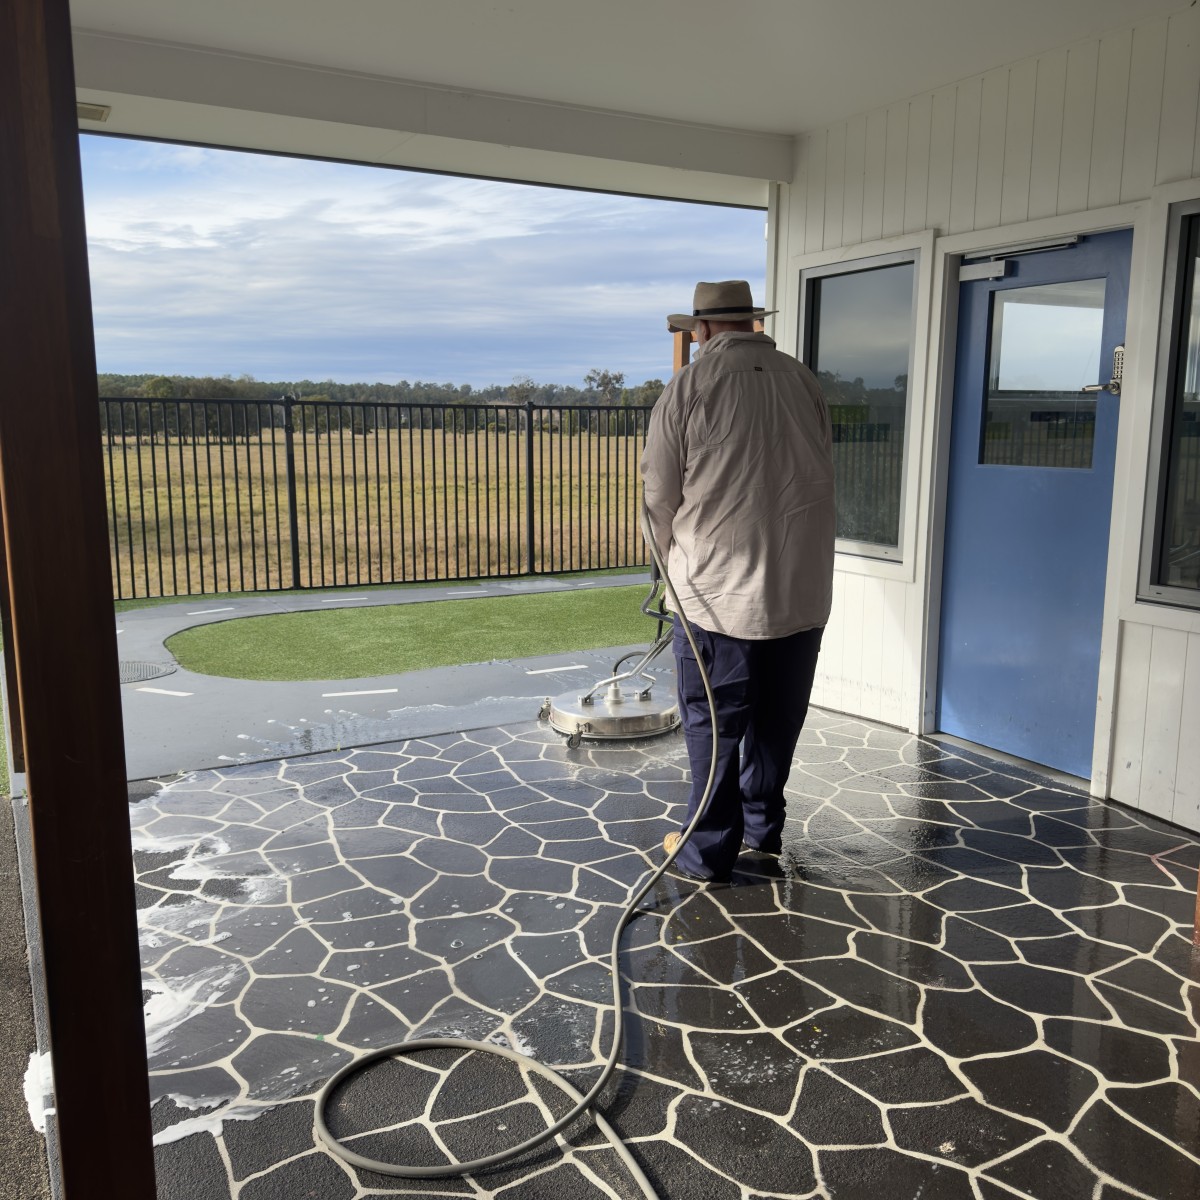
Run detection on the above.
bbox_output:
[72,30,789,204]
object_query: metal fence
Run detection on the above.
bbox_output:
[100,398,654,598]
[100,396,925,599]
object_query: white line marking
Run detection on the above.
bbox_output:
[115,629,124,634]
[187,607,234,615]
[322,688,400,698]
[136,687,193,697]
[321,597,368,603]
[446,589,486,595]
[525,664,588,675]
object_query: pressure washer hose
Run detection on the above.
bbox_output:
[314,511,720,1199]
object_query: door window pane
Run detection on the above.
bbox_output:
[1157,215,1200,593]
[808,261,914,550]
[983,279,1106,468]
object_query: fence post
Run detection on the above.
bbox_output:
[283,398,302,589]
[524,400,536,575]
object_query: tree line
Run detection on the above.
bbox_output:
[96,371,665,442]
[97,370,664,408]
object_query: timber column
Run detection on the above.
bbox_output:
[0,0,157,1196]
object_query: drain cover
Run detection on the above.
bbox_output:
[119,661,177,684]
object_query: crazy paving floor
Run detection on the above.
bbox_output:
[131,710,1200,1200]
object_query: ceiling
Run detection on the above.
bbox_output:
[71,0,1188,137]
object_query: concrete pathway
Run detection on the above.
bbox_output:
[116,573,668,780]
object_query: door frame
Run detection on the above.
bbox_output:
[918,201,1150,796]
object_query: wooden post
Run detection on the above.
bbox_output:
[0,1,157,1196]
[0,520,26,774]
[672,329,692,375]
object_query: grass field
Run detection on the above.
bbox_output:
[103,424,650,600]
[166,584,653,679]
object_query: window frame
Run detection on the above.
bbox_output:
[797,247,921,562]
[1139,197,1200,611]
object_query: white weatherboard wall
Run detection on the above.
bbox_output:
[769,4,1200,830]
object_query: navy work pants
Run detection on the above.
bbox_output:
[672,622,824,880]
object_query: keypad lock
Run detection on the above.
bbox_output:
[1082,344,1123,395]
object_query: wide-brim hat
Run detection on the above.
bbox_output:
[667,280,776,332]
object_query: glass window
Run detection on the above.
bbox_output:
[983,279,1106,469]
[805,258,916,554]
[1153,214,1200,597]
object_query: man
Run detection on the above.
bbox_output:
[641,280,836,882]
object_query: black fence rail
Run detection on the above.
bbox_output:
[100,398,655,599]
[101,396,926,600]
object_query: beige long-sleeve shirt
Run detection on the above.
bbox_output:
[640,331,836,639]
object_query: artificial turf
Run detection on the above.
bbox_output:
[166,585,654,680]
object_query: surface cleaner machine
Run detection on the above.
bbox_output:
[538,562,681,747]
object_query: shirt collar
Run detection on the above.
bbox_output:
[694,330,777,357]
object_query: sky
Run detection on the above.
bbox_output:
[79,135,768,390]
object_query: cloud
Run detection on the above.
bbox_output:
[81,137,767,387]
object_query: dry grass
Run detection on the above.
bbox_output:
[103,427,650,598]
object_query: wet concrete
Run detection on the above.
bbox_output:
[129,713,1200,1199]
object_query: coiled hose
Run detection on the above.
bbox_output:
[314,512,719,1199]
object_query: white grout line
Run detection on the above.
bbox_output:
[187,607,235,615]
[322,687,399,698]
[321,597,368,603]
[136,687,193,697]
[525,664,588,675]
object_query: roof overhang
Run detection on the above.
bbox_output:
[71,0,1190,207]
[73,31,788,206]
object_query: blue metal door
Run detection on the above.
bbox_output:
[937,230,1131,777]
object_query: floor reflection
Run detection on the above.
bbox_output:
[133,712,1200,1199]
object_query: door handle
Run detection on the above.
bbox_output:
[1082,344,1124,395]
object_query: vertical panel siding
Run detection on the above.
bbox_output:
[1121,21,1168,203]
[904,95,932,235]
[814,576,912,728]
[1058,40,1100,214]
[927,87,956,234]
[1088,29,1132,209]
[1176,636,1200,830]
[789,10,1198,253]
[1028,50,1067,220]
[975,69,1009,229]
[1109,623,1153,806]
[859,579,885,721]
[879,579,906,727]
[1158,6,1200,185]
[862,109,888,241]
[949,75,982,234]
[1000,59,1037,226]
[1111,624,1200,828]
[815,571,847,713]
[842,114,867,246]
[1194,80,1200,179]
[825,124,846,250]
[882,102,909,238]
[804,130,827,253]
[1138,626,1188,821]
[840,572,866,715]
